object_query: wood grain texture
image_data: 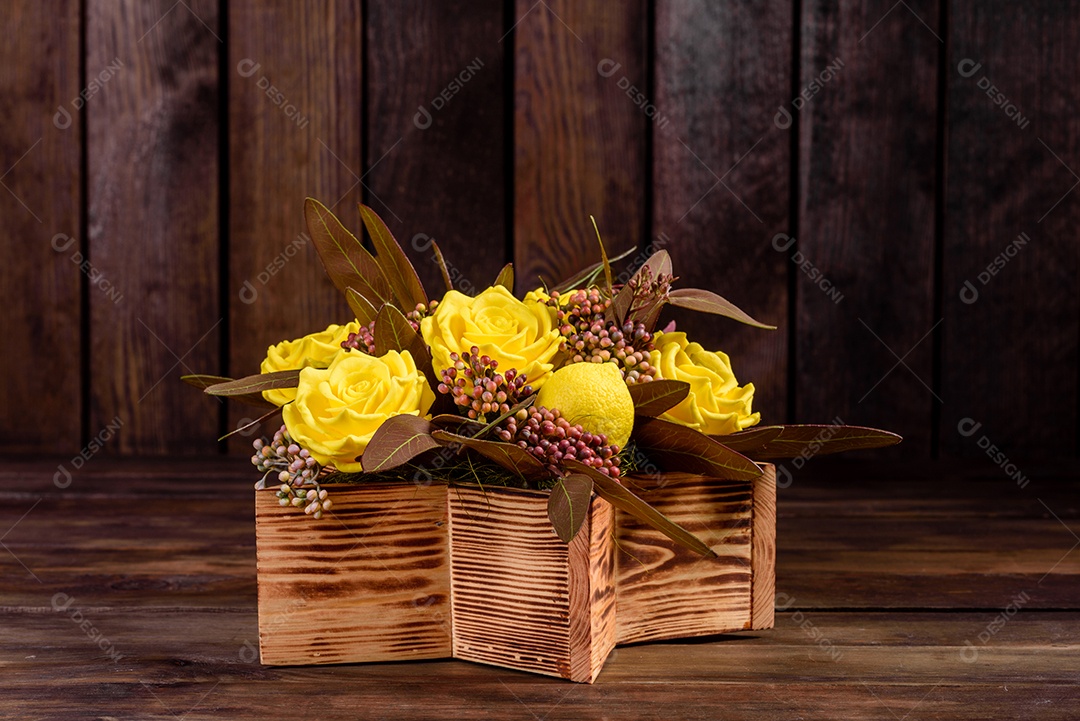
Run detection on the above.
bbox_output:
[796,0,939,453]
[366,0,506,296]
[87,0,221,453]
[750,464,776,629]
[2,457,1079,717]
[254,482,451,665]
[614,472,755,645]
[227,0,362,440]
[0,1,82,454]
[653,0,791,424]
[940,2,1080,456]
[513,0,646,290]
[448,485,614,682]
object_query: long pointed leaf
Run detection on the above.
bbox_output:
[667,287,776,329]
[710,425,784,453]
[565,460,717,558]
[305,198,394,307]
[359,203,427,309]
[204,370,302,396]
[633,417,762,480]
[627,380,690,417]
[552,246,637,293]
[547,474,594,543]
[374,304,432,375]
[182,374,277,410]
[431,240,454,292]
[361,415,441,472]
[739,425,902,460]
[346,287,380,326]
[494,263,514,292]
[431,430,552,482]
[590,216,614,294]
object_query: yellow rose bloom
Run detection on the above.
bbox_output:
[651,331,761,435]
[260,321,359,406]
[421,286,562,390]
[523,287,573,307]
[282,350,435,473]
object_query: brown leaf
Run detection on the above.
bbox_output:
[305,198,394,307]
[431,240,454,293]
[361,415,441,473]
[547,474,594,543]
[627,380,690,417]
[373,304,432,378]
[431,430,552,482]
[667,287,776,329]
[739,425,902,460]
[359,203,427,309]
[204,370,302,397]
[564,460,716,558]
[711,426,785,453]
[346,287,380,326]
[633,417,762,480]
[494,263,514,293]
[182,374,277,409]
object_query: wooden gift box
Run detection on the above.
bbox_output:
[254,465,776,683]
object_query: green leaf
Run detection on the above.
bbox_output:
[709,425,784,453]
[552,246,637,293]
[431,430,552,482]
[627,380,690,417]
[358,203,427,309]
[736,424,903,460]
[346,287,380,326]
[204,370,303,397]
[494,263,514,293]
[431,240,454,293]
[633,417,762,480]
[590,215,614,294]
[666,288,776,329]
[305,198,394,308]
[564,460,717,558]
[361,415,441,472]
[547,474,594,543]
[374,304,432,371]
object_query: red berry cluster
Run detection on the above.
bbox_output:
[547,288,658,385]
[496,406,622,478]
[436,347,533,422]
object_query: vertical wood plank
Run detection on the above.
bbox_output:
[366,0,505,296]
[941,2,1080,457]
[751,464,776,630]
[653,0,792,424]
[0,1,82,453]
[513,0,646,290]
[797,0,939,454]
[87,0,221,453]
[228,1,362,434]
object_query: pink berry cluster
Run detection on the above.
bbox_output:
[341,320,377,355]
[547,287,658,385]
[436,347,534,422]
[251,425,332,518]
[496,406,622,478]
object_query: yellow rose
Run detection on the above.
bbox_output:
[651,332,761,435]
[421,286,562,390]
[282,350,435,473]
[260,321,359,405]
[523,287,573,307]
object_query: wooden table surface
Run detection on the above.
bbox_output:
[2,457,1077,719]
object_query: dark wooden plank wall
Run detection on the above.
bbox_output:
[0,0,1076,461]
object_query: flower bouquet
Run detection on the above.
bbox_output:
[185,199,900,682]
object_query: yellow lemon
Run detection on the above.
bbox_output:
[536,362,635,449]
